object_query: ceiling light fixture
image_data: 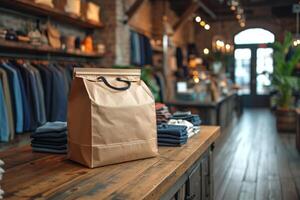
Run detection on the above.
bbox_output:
[203,48,210,55]
[204,24,210,30]
[195,16,202,23]
[228,0,246,28]
[225,44,231,50]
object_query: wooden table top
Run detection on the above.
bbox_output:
[0,126,220,200]
[167,93,237,108]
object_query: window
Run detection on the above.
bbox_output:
[234,28,275,45]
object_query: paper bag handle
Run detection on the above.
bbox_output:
[97,76,131,91]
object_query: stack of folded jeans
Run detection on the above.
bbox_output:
[30,121,67,154]
[171,111,202,126]
[168,119,199,138]
[0,159,4,199]
[155,103,172,124]
[157,124,188,146]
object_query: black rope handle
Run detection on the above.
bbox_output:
[97,76,131,91]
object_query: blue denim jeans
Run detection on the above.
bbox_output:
[35,121,67,133]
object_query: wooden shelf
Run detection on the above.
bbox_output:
[0,39,103,59]
[152,46,163,53]
[0,0,104,29]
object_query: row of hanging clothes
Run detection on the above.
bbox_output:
[0,59,87,142]
[130,30,153,66]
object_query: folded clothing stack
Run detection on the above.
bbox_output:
[157,124,188,146]
[155,103,172,124]
[168,119,199,138]
[0,28,6,40]
[171,111,202,126]
[0,159,4,199]
[31,121,67,154]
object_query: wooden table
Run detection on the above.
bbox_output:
[1,126,220,200]
[296,109,300,151]
[167,93,239,128]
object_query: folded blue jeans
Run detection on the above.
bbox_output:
[31,139,66,146]
[31,143,67,150]
[32,147,67,154]
[31,131,67,139]
[158,134,188,140]
[157,124,187,137]
[158,142,186,147]
[35,121,67,133]
[158,137,187,144]
[31,136,67,143]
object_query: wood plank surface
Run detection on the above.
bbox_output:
[214,109,300,200]
[1,126,220,200]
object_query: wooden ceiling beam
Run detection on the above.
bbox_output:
[173,0,200,32]
[126,0,145,21]
[198,0,217,20]
[173,0,217,32]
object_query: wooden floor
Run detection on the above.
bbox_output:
[214,109,300,200]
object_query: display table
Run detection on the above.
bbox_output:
[167,93,239,128]
[1,126,220,200]
[296,109,300,151]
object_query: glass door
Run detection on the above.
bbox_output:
[234,48,251,95]
[256,48,273,95]
[234,45,274,107]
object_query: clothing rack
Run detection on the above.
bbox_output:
[0,52,98,63]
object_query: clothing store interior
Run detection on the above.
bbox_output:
[0,0,300,199]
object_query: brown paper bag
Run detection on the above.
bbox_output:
[68,68,158,168]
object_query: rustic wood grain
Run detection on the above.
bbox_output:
[214,109,300,200]
[1,126,220,200]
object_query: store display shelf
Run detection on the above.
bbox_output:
[152,46,163,53]
[0,0,103,29]
[0,39,103,59]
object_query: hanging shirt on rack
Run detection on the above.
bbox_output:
[0,81,9,142]
[139,33,146,66]
[48,64,68,122]
[29,64,46,125]
[130,31,141,66]
[143,35,153,65]
[0,68,15,140]
[9,63,31,132]
[26,63,46,126]
[0,63,24,133]
[15,62,38,131]
[33,64,53,121]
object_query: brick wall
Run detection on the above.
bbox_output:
[94,0,117,67]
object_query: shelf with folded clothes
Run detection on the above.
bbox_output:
[0,39,104,59]
[0,0,104,29]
